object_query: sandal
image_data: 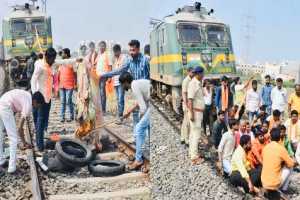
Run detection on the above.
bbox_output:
[191,157,204,165]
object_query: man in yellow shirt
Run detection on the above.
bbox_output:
[261,128,295,193]
[288,84,300,117]
[230,135,260,194]
[284,110,300,151]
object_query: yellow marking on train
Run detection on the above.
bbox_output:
[3,37,53,47]
[151,53,235,66]
[212,54,235,67]
[150,54,182,65]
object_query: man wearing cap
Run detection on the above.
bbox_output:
[188,66,205,164]
[181,67,194,146]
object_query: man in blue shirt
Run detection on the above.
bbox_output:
[100,40,150,130]
[260,75,273,116]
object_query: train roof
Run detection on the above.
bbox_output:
[152,4,226,29]
[164,11,223,24]
[3,6,47,21]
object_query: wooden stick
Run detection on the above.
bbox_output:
[25,120,43,200]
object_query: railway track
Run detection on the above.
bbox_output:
[1,99,150,200]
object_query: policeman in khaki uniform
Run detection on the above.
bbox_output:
[181,67,194,146]
[188,66,205,165]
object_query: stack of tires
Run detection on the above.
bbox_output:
[43,138,125,177]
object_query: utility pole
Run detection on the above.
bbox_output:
[241,0,255,64]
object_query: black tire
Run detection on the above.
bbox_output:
[55,138,92,168]
[88,160,125,177]
[42,151,75,173]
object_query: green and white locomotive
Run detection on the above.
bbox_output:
[1,0,52,88]
[150,2,236,113]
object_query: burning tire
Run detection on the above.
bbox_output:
[55,138,92,168]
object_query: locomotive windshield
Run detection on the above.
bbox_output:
[178,24,201,43]
[30,18,46,34]
[11,20,26,36]
[206,25,228,47]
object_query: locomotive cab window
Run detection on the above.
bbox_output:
[178,24,201,43]
[31,19,46,34]
[206,25,227,46]
[11,20,26,36]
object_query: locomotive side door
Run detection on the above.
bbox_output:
[157,26,165,79]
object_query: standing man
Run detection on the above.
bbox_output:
[188,66,205,165]
[260,75,273,116]
[288,84,300,117]
[58,48,76,122]
[215,76,234,124]
[181,67,194,146]
[31,48,57,153]
[120,72,150,170]
[245,80,260,123]
[0,90,44,173]
[271,78,287,116]
[203,79,213,136]
[112,44,128,122]
[100,40,150,128]
[96,41,113,114]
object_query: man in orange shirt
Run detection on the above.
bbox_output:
[58,48,76,122]
[96,41,113,114]
[288,84,300,117]
[261,128,295,193]
[247,130,267,169]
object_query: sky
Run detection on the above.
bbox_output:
[0,0,299,63]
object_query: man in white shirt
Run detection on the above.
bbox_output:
[121,72,150,170]
[217,119,239,175]
[203,79,213,136]
[112,44,128,121]
[271,78,287,115]
[245,80,260,123]
[0,90,44,173]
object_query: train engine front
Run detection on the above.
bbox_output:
[2,2,52,87]
[150,2,236,113]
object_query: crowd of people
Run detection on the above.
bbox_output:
[181,67,300,198]
[0,39,151,174]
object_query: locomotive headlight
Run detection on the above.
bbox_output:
[12,39,16,47]
[43,37,47,45]
[181,48,187,66]
[25,36,34,49]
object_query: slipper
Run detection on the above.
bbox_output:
[191,157,204,165]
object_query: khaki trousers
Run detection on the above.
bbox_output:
[189,111,203,160]
[181,108,190,144]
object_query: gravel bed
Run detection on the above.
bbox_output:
[150,103,300,200]
[42,170,149,197]
[0,160,32,200]
[150,105,245,200]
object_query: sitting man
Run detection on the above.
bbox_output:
[247,130,267,169]
[0,89,44,173]
[217,119,239,175]
[284,110,300,151]
[230,135,260,194]
[212,111,228,149]
[261,128,295,193]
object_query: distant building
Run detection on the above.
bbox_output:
[237,60,299,82]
